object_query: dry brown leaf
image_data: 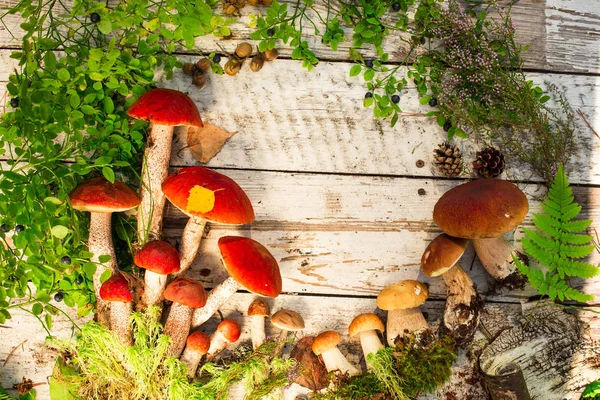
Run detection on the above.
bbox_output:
[290,336,329,391]
[186,124,237,163]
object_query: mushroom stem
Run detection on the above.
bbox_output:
[191,278,240,328]
[472,237,517,280]
[206,331,229,362]
[174,217,206,277]
[273,329,289,356]
[321,347,360,376]
[163,302,194,358]
[250,315,266,350]
[359,330,384,369]
[110,301,133,347]
[137,124,174,243]
[386,308,428,346]
[142,270,168,308]
[180,347,203,378]
[441,264,480,345]
[89,212,117,327]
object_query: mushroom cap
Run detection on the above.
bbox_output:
[348,313,384,337]
[134,240,180,275]
[421,234,468,277]
[376,280,428,311]
[161,166,255,224]
[271,309,305,331]
[216,319,241,343]
[186,331,211,355]
[164,277,207,308]
[312,331,341,355]
[218,236,282,298]
[433,179,529,239]
[126,88,203,128]
[248,298,270,317]
[99,274,132,302]
[70,177,140,213]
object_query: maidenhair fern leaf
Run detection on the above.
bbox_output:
[514,164,599,303]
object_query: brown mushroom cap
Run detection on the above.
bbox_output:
[421,234,468,277]
[70,177,140,213]
[433,179,529,239]
[348,313,384,337]
[164,277,207,308]
[216,319,241,342]
[376,280,429,311]
[134,240,181,275]
[271,309,305,331]
[126,88,203,128]
[312,331,341,355]
[218,236,282,298]
[248,298,270,317]
[186,331,211,354]
[99,273,132,302]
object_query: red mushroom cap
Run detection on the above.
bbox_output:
[162,166,255,224]
[216,319,241,343]
[70,177,140,213]
[99,274,133,302]
[126,88,203,128]
[164,277,207,308]
[134,240,180,275]
[186,331,211,354]
[218,236,282,298]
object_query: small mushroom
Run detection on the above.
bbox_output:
[433,179,529,282]
[163,277,207,357]
[270,309,305,355]
[312,331,359,376]
[99,273,133,346]
[248,299,270,350]
[134,240,181,307]
[161,166,255,276]
[69,177,140,327]
[376,280,429,346]
[127,89,204,243]
[191,236,282,328]
[206,319,241,361]
[180,331,211,378]
[348,313,385,369]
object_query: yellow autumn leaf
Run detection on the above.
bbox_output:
[186,185,224,214]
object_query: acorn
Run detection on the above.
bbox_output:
[192,71,207,89]
[182,63,195,76]
[262,0,273,5]
[264,48,279,61]
[248,0,259,4]
[224,59,242,76]
[250,54,265,72]
[235,42,253,59]
[195,58,211,73]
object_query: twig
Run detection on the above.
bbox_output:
[3,340,27,367]
[576,109,600,140]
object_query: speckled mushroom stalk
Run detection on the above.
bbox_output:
[161,166,255,278]
[248,299,270,350]
[69,178,140,327]
[180,331,211,378]
[134,240,181,307]
[271,309,305,355]
[312,331,360,376]
[191,236,282,328]
[348,313,385,369]
[206,319,241,361]
[126,88,204,243]
[99,273,134,346]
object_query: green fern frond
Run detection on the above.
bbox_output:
[559,259,600,279]
[561,219,593,233]
[522,237,554,266]
[540,202,561,219]
[560,232,594,245]
[560,244,596,259]
[560,203,582,222]
[522,228,556,251]
[532,213,561,231]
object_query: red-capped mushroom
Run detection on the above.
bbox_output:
[134,240,180,307]
[191,236,282,328]
[206,319,241,361]
[162,166,255,276]
[180,331,211,378]
[99,273,133,346]
[163,277,207,357]
[127,88,203,243]
[70,177,140,327]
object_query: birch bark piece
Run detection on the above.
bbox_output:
[482,361,531,400]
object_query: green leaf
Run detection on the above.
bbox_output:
[102,166,115,183]
[364,69,375,81]
[57,68,71,81]
[97,20,112,34]
[51,225,70,239]
[81,105,96,115]
[349,64,361,77]
[32,303,43,315]
[419,95,431,105]
[98,254,112,263]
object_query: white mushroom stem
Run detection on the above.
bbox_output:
[386,308,429,346]
[191,278,240,328]
[163,303,194,358]
[359,330,384,369]
[142,271,168,308]
[206,331,231,362]
[273,329,289,356]
[180,347,203,378]
[137,124,174,243]
[251,315,266,350]
[89,212,117,327]
[110,302,133,347]
[473,237,517,280]
[174,217,206,277]
[441,263,480,344]
[321,347,360,376]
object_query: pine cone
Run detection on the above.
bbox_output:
[433,141,464,177]
[473,147,505,178]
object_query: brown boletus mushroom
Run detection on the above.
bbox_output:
[312,330,359,376]
[99,273,133,346]
[290,337,329,391]
[376,280,429,346]
[134,240,181,307]
[348,313,385,369]
[191,236,282,328]
[162,166,255,276]
[206,319,241,361]
[433,179,529,282]
[69,177,140,326]
[127,88,203,243]
[421,234,481,345]
[163,277,207,357]
[248,299,270,350]
[270,309,305,355]
[180,331,211,378]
